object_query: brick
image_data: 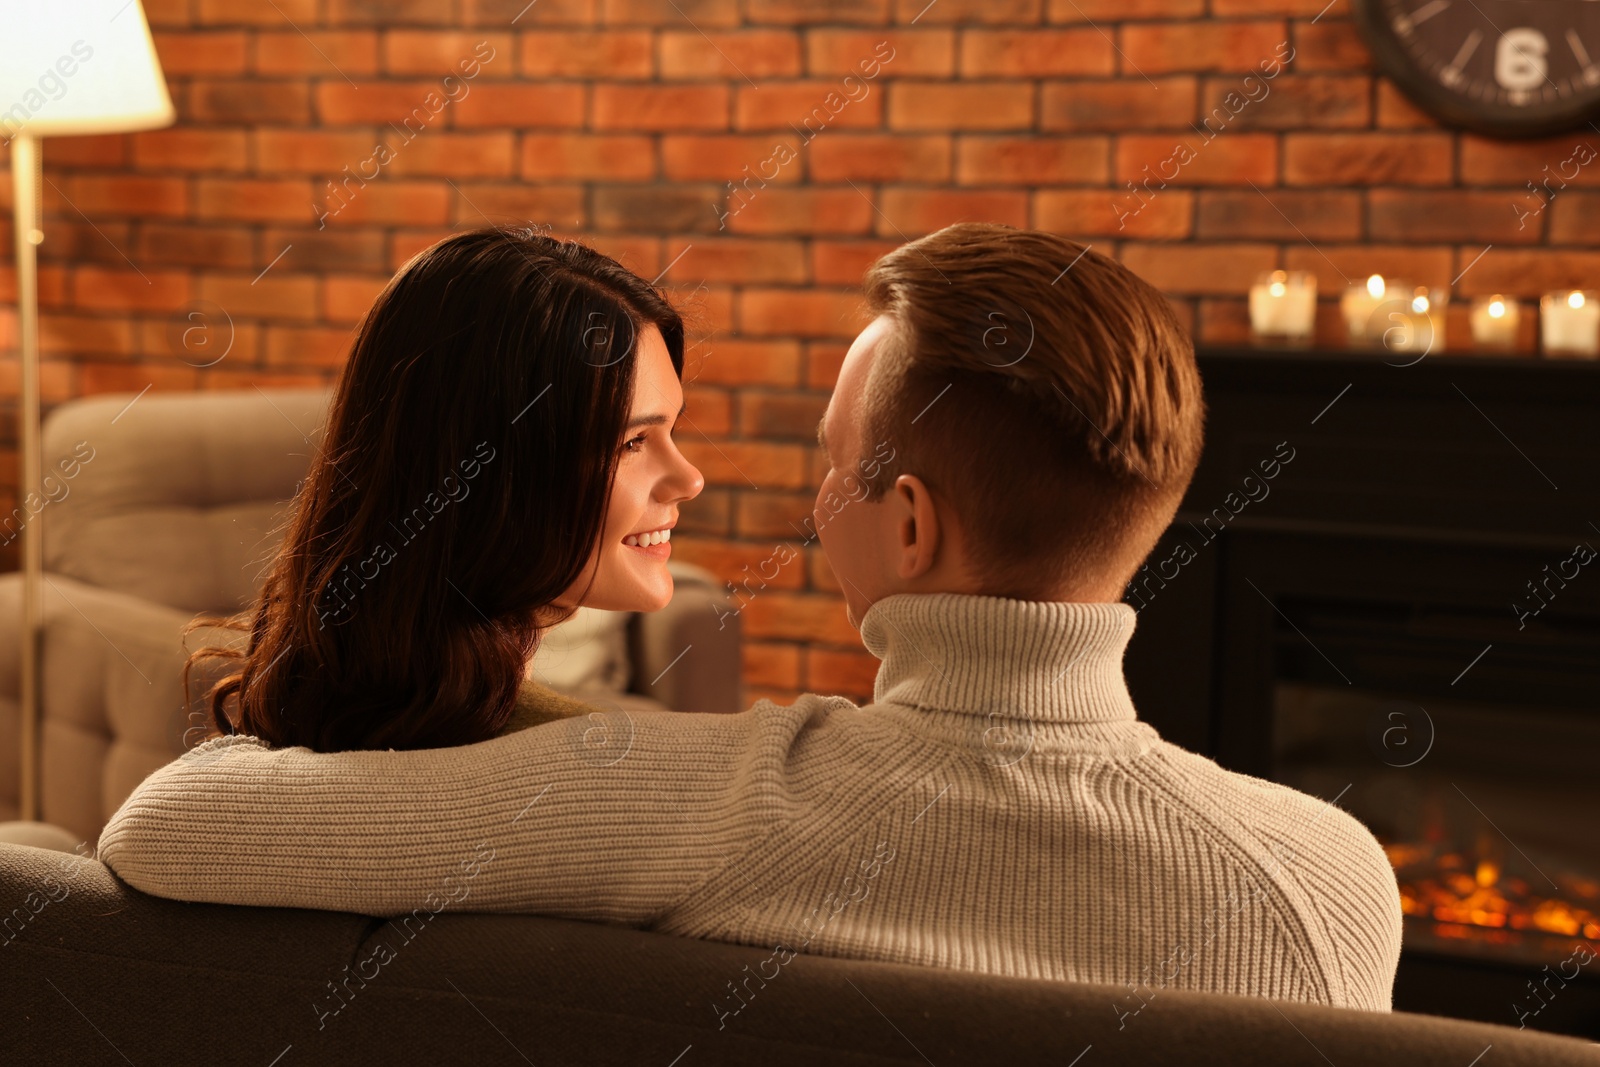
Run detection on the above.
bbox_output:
[190,80,310,124]
[1122,21,1288,73]
[1375,83,1439,130]
[316,180,453,228]
[956,136,1108,185]
[673,538,806,591]
[199,370,333,390]
[1196,189,1361,241]
[574,235,661,276]
[143,0,193,26]
[384,32,514,77]
[722,188,874,236]
[1284,134,1454,186]
[521,134,655,180]
[1118,243,1278,296]
[1214,0,1339,12]
[35,135,126,168]
[745,0,890,24]
[389,228,462,267]
[682,339,803,385]
[80,363,199,394]
[1293,20,1371,71]
[888,82,1033,131]
[466,0,591,20]
[595,86,728,131]
[131,129,249,172]
[198,178,316,223]
[152,32,248,75]
[318,81,461,124]
[1198,75,1370,130]
[741,391,829,439]
[1048,0,1202,16]
[739,592,858,646]
[668,285,735,337]
[1036,188,1193,238]
[811,240,898,285]
[73,268,190,315]
[1368,191,1543,245]
[255,32,380,76]
[594,186,721,233]
[736,490,825,539]
[661,238,807,284]
[1115,134,1277,185]
[196,0,315,23]
[1459,135,1600,187]
[61,176,188,219]
[900,0,1040,22]
[735,82,883,131]
[458,84,589,128]
[807,134,952,182]
[327,0,454,24]
[1196,298,1253,346]
[600,0,738,26]
[961,29,1113,77]
[137,316,261,364]
[519,31,654,78]
[1042,78,1197,131]
[263,229,390,273]
[265,326,358,368]
[39,314,136,356]
[1549,193,1600,244]
[806,30,953,76]
[324,274,392,323]
[663,135,805,183]
[676,486,733,537]
[1281,245,1455,297]
[740,288,867,337]
[877,189,1028,234]
[660,31,802,79]
[678,440,811,489]
[450,184,584,227]
[1452,249,1600,298]
[805,648,876,696]
[681,386,733,437]
[383,133,517,177]
[199,273,321,320]
[254,130,378,174]
[744,642,801,690]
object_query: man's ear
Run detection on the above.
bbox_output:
[890,473,941,581]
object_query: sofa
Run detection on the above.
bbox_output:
[0,387,742,843]
[3,840,1596,1066]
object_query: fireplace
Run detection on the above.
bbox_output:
[1124,348,1600,1038]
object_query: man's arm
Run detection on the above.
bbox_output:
[97,702,821,922]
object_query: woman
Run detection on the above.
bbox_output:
[186,226,705,753]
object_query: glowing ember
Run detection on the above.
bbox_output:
[1382,840,1600,942]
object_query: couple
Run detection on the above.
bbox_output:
[98,222,1402,1013]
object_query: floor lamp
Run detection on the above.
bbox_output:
[2,2,173,822]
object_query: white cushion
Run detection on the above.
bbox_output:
[527,607,632,697]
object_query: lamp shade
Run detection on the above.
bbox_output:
[0,0,175,142]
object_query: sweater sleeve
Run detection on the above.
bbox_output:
[97,700,827,923]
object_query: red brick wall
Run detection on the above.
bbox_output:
[1,0,1595,706]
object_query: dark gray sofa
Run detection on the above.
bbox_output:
[4,842,1595,1066]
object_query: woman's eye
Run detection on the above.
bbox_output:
[622,433,648,454]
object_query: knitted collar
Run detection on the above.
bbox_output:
[858,593,1140,725]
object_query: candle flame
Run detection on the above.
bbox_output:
[1569,291,1587,309]
[1411,295,1429,313]
[1269,281,1286,297]
[1488,299,1505,318]
[1366,274,1385,299]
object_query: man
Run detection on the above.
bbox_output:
[98,223,1402,1014]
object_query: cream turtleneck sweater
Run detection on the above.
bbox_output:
[97,593,1402,1013]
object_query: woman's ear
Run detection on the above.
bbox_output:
[891,473,942,581]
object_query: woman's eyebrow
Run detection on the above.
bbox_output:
[626,402,687,430]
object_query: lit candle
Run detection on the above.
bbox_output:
[1249,269,1316,343]
[1469,295,1520,350]
[1386,286,1447,356]
[1341,273,1385,344]
[1540,290,1600,357]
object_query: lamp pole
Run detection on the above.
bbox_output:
[11,132,43,823]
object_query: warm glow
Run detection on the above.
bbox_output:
[1385,840,1600,942]
[1366,274,1386,299]
[1269,281,1286,298]
[1569,291,1587,309]
[1411,295,1429,313]
[1488,299,1506,318]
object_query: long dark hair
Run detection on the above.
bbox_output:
[183,227,684,752]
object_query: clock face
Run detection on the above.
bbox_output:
[1353,0,1600,137]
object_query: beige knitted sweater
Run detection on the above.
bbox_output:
[98,593,1402,1013]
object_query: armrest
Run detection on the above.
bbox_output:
[629,562,743,715]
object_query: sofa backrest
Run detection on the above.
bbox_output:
[37,389,333,617]
[2,842,1593,1066]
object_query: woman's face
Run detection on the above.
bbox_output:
[556,324,704,615]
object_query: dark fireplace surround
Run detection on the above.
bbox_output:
[1123,348,1600,1038]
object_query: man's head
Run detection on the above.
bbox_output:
[814,222,1204,628]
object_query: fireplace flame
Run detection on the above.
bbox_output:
[1383,841,1600,942]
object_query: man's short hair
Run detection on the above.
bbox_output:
[857,222,1205,597]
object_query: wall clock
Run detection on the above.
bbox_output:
[1351,0,1600,138]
